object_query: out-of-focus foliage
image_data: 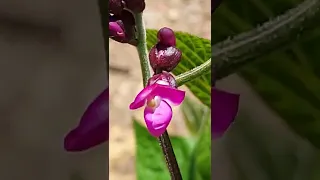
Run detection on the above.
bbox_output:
[212,0,320,149]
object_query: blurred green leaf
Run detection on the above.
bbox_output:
[181,96,211,136]
[310,153,320,180]
[213,0,320,148]
[146,29,211,107]
[191,117,211,180]
[134,119,193,180]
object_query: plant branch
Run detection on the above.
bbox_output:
[176,58,211,87]
[134,13,151,86]
[212,0,320,80]
[134,13,182,179]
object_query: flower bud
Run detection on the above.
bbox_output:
[109,0,124,15]
[109,20,125,39]
[147,71,177,88]
[124,0,145,13]
[149,43,182,73]
[157,27,176,47]
[109,10,136,44]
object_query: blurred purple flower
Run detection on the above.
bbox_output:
[129,83,185,137]
[64,88,109,152]
[211,88,239,139]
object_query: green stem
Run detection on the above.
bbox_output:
[176,59,211,87]
[134,13,151,86]
[134,13,182,180]
[212,0,320,80]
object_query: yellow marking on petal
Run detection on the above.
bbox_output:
[147,99,157,108]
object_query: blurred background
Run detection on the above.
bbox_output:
[0,0,107,180]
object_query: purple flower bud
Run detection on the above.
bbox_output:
[109,20,125,39]
[109,10,136,44]
[147,71,177,88]
[157,27,176,47]
[109,0,124,15]
[123,0,145,13]
[149,43,182,73]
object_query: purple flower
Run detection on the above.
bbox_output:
[211,88,239,139]
[129,83,185,137]
[64,88,109,152]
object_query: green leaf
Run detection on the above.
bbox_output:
[134,119,193,180]
[146,29,211,107]
[212,1,320,148]
[181,96,211,136]
[191,117,211,180]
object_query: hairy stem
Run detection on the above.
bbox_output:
[212,0,320,80]
[176,58,211,87]
[134,13,151,86]
[134,13,182,179]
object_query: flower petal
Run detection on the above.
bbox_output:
[144,100,172,137]
[152,84,185,106]
[129,85,157,109]
[64,87,109,152]
[211,88,239,139]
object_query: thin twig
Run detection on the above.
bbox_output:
[176,59,211,87]
[134,13,151,86]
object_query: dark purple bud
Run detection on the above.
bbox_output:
[149,43,182,73]
[123,0,145,13]
[109,11,136,44]
[109,0,124,15]
[147,71,177,88]
[157,27,176,47]
[64,88,109,152]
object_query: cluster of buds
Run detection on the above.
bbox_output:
[109,0,145,45]
[129,28,185,137]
